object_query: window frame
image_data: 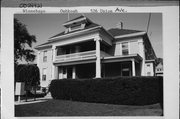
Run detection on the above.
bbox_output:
[122,42,129,55]
[42,68,47,81]
[43,50,47,62]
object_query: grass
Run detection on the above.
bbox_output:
[15,98,163,116]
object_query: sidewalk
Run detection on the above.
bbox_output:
[15,93,52,105]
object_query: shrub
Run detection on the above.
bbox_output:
[49,76,163,105]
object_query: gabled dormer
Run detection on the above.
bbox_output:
[63,15,92,33]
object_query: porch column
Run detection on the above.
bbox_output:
[52,65,58,79]
[94,36,101,78]
[72,66,76,79]
[52,46,57,62]
[138,40,145,75]
[132,59,136,76]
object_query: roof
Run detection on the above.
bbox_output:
[50,22,100,39]
[108,28,144,37]
[34,41,52,49]
[156,62,163,68]
[64,15,85,24]
[36,16,148,49]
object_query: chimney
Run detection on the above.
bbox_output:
[116,22,123,29]
[120,22,123,29]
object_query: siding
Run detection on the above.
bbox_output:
[112,37,144,57]
[144,62,154,76]
[130,41,139,54]
[37,48,53,87]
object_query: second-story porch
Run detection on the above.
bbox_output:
[51,35,112,79]
[53,40,111,64]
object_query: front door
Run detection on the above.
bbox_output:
[121,63,131,76]
[67,67,73,78]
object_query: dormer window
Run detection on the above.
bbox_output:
[62,16,91,34]
[71,24,81,30]
[68,23,85,32]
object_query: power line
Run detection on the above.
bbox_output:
[147,13,151,34]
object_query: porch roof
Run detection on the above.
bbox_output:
[102,54,142,63]
[54,57,96,66]
[54,54,142,66]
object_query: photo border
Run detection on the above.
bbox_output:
[1,6,179,119]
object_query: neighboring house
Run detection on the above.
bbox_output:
[35,15,157,88]
[155,62,163,76]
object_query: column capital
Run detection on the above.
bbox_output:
[94,36,102,41]
[138,40,144,44]
[52,45,57,49]
[131,59,135,62]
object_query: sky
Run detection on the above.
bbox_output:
[14,13,162,63]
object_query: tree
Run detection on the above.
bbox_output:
[14,18,36,65]
[15,64,40,101]
[155,58,163,66]
[15,64,40,85]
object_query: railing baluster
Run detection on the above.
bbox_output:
[55,50,96,61]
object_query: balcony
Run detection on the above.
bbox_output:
[55,50,96,62]
[54,50,110,63]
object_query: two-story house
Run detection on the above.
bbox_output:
[35,15,157,88]
[156,62,163,76]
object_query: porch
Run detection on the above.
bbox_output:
[53,54,143,79]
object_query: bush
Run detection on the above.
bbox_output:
[49,76,163,105]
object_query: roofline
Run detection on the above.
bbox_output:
[100,27,115,40]
[63,17,86,26]
[103,54,143,62]
[143,34,157,59]
[34,44,52,49]
[114,31,146,39]
[145,59,156,62]
[49,25,102,41]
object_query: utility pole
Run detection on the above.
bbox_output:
[147,13,151,34]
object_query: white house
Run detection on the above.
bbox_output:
[155,62,163,76]
[35,15,157,88]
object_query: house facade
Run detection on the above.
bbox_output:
[35,16,157,88]
[155,63,163,76]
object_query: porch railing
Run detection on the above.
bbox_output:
[55,50,111,62]
[55,50,96,62]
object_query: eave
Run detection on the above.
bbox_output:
[49,26,102,41]
[114,31,146,39]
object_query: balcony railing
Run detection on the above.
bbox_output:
[55,50,111,62]
[55,50,96,62]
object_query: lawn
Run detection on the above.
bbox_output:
[15,98,163,116]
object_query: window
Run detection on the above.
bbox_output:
[147,72,151,76]
[71,24,81,31]
[63,67,66,74]
[122,42,129,55]
[43,51,47,62]
[68,23,85,32]
[57,47,64,56]
[42,68,47,81]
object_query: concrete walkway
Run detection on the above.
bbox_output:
[15,93,52,105]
